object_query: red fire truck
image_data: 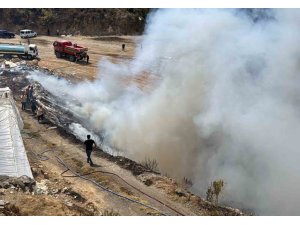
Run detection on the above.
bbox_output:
[53,40,88,62]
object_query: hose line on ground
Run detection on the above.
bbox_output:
[55,156,169,216]
[27,148,184,215]
[60,162,185,216]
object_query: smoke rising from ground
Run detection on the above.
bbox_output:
[29,9,300,215]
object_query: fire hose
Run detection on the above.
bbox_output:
[28,149,185,216]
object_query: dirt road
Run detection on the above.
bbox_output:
[0,35,138,79]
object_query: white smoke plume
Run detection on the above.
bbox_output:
[29,9,300,215]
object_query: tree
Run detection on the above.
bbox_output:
[206,179,225,206]
[212,179,224,205]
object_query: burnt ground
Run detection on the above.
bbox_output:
[0,35,244,216]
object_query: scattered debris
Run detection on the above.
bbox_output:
[0,200,4,209]
[63,188,86,203]
[64,199,73,207]
[0,175,36,192]
[34,179,49,195]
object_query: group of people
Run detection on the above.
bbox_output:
[21,85,45,123]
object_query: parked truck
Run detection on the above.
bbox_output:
[53,40,88,62]
[0,43,38,60]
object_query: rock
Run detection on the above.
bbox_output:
[51,188,60,194]
[175,188,186,197]
[31,168,38,177]
[0,175,9,182]
[64,189,86,203]
[34,180,49,195]
[0,181,10,189]
[64,200,73,207]
[62,187,71,193]
[143,179,153,186]
[0,189,5,195]
[43,173,49,179]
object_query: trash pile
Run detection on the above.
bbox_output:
[0,59,27,75]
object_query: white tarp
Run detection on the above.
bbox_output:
[0,87,33,178]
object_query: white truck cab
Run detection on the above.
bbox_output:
[20,29,37,39]
[27,44,38,59]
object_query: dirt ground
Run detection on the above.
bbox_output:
[1,35,137,78]
[0,35,244,216]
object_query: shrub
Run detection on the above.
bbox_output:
[206,179,225,206]
[141,158,159,172]
[102,208,120,216]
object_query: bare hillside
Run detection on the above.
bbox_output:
[0,9,150,36]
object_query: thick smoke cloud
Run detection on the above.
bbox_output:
[29,9,300,215]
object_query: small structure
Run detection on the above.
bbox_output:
[0,87,33,178]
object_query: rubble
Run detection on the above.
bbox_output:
[0,175,36,192]
[0,200,4,208]
[62,187,86,203]
[64,200,73,207]
[34,179,49,195]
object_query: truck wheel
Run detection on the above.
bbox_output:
[69,55,76,62]
[55,51,61,58]
[27,55,33,60]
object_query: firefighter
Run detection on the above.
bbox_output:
[84,135,96,166]
[31,98,37,115]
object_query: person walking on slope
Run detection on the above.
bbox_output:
[84,135,96,166]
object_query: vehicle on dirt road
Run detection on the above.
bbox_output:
[0,30,15,38]
[0,43,38,60]
[20,29,37,39]
[53,40,88,62]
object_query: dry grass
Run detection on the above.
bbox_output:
[102,208,120,216]
[141,158,159,173]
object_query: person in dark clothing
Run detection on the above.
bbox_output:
[122,43,125,51]
[84,135,96,166]
[47,28,50,36]
[86,55,89,64]
[31,98,37,115]
[29,86,33,100]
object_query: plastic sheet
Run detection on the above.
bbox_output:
[0,87,33,178]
